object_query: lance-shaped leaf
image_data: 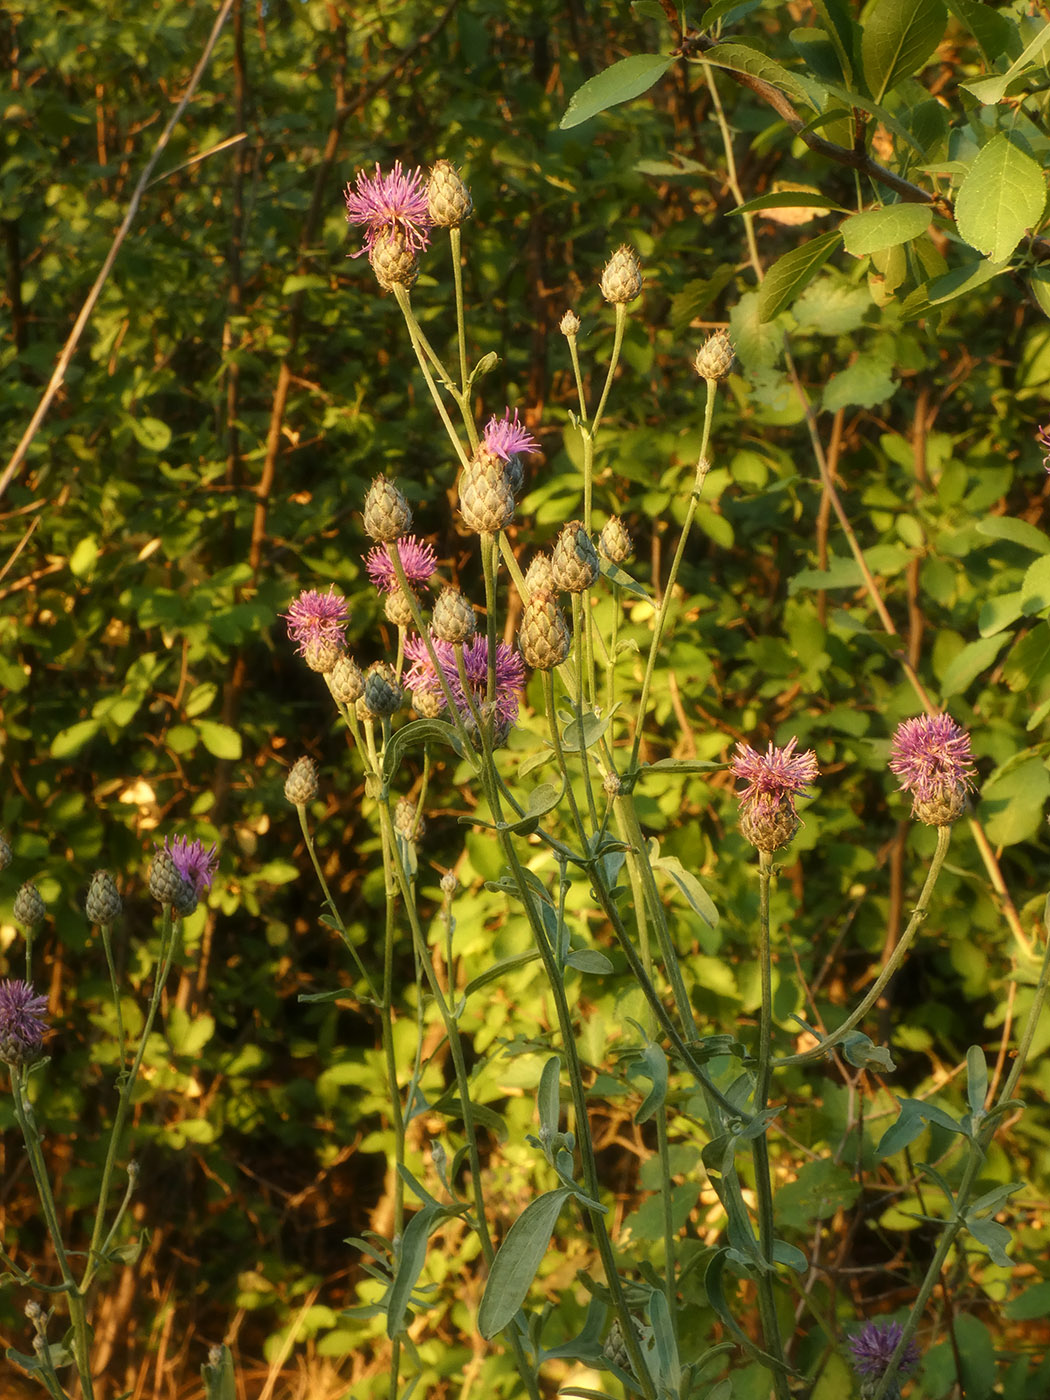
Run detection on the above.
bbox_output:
[560,54,674,129]
[478,1188,575,1338]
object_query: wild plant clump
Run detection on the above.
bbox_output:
[275,160,1050,1400]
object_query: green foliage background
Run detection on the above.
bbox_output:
[2,0,1050,1396]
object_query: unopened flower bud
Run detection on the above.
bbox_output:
[551,521,600,593]
[363,661,402,717]
[524,553,556,597]
[440,871,457,897]
[148,849,196,914]
[413,688,444,719]
[603,770,622,798]
[459,452,515,534]
[285,757,318,806]
[427,160,472,227]
[599,516,631,564]
[364,475,412,543]
[303,636,343,674]
[559,309,581,337]
[394,797,425,841]
[329,655,365,705]
[432,588,476,645]
[519,592,571,670]
[600,245,642,305]
[85,871,122,925]
[693,330,735,382]
[369,227,419,291]
[384,586,417,628]
[13,882,45,930]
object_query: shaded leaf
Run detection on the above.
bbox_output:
[560,54,674,129]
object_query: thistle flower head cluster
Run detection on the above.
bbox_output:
[404,633,525,741]
[848,1319,920,1398]
[151,837,219,915]
[365,537,437,595]
[889,713,976,826]
[731,737,819,853]
[0,979,49,1066]
[284,588,350,664]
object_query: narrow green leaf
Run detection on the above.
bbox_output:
[976,516,1050,554]
[730,191,848,218]
[860,0,947,103]
[701,41,814,108]
[50,718,102,759]
[478,1189,573,1338]
[841,203,932,255]
[955,135,1047,265]
[757,231,842,322]
[960,20,1050,103]
[383,719,464,783]
[964,1214,1014,1268]
[538,1056,561,1138]
[462,950,541,998]
[387,1205,441,1337]
[966,1045,989,1120]
[627,1042,668,1124]
[560,54,674,129]
[564,948,615,974]
[649,847,719,926]
[648,1288,681,1392]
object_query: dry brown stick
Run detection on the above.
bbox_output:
[0,0,239,505]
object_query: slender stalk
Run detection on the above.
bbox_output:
[775,824,951,1067]
[99,923,127,1071]
[392,284,470,468]
[294,805,378,999]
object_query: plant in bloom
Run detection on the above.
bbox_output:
[283,587,350,657]
[849,1319,920,1388]
[0,979,49,1063]
[164,837,219,898]
[404,633,525,735]
[731,736,819,853]
[364,537,437,594]
[1038,422,1050,473]
[889,713,975,825]
[481,408,540,462]
[344,161,432,258]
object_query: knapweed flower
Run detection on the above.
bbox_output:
[404,633,525,741]
[731,736,819,853]
[0,979,49,1066]
[283,588,350,658]
[481,409,540,463]
[1038,422,1050,473]
[889,713,976,826]
[164,836,219,901]
[344,161,432,258]
[849,1319,920,1396]
[364,537,437,594]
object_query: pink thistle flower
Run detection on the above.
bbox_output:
[1038,423,1050,473]
[404,633,525,734]
[364,537,437,595]
[344,161,432,259]
[848,1319,920,1381]
[731,736,819,853]
[889,713,975,825]
[164,837,219,898]
[283,587,350,657]
[481,408,540,463]
[0,979,49,1062]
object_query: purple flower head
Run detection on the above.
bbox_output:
[164,837,219,898]
[731,737,819,814]
[283,587,350,657]
[404,633,525,732]
[344,161,432,259]
[1038,423,1050,473]
[481,409,540,463]
[848,1319,920,1381]
[889,714,975,804]
[365,537,437,595]
[0,979,49,1062]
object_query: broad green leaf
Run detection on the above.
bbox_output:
[813,0,858,81]
[976,516,1050,554]
[955,135,1047,265]
[1021,555,1050,613]
[128,415,173,451]
[758,231,842,322]
[791,26,846,84]
[560,54,674,129]
[774,1160,861,1227]
[564,948,615,974]
[383,719,464,783]
[730,191,848,218]
[1030,266,1050,320]
[938,633,1010,696]
[789,556,863,592]
[877,1097,966,1158]
[821,355,896,411]
[979,756,1050,846]
[978,591,1023,637]
[387,1204,441,1337]
[961,20,1050,103]
[860,0,947,103]
[944,0,1016,65]
[478,1188,573,1338]
[281,274,326,294]
[841,203,933,255]
[69,535,99,578]
[701,41,814,108]
[1005,1280,1050,1321]
[167,1007,215,1057]
[195,720,243,760]
[50,718,102,758]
